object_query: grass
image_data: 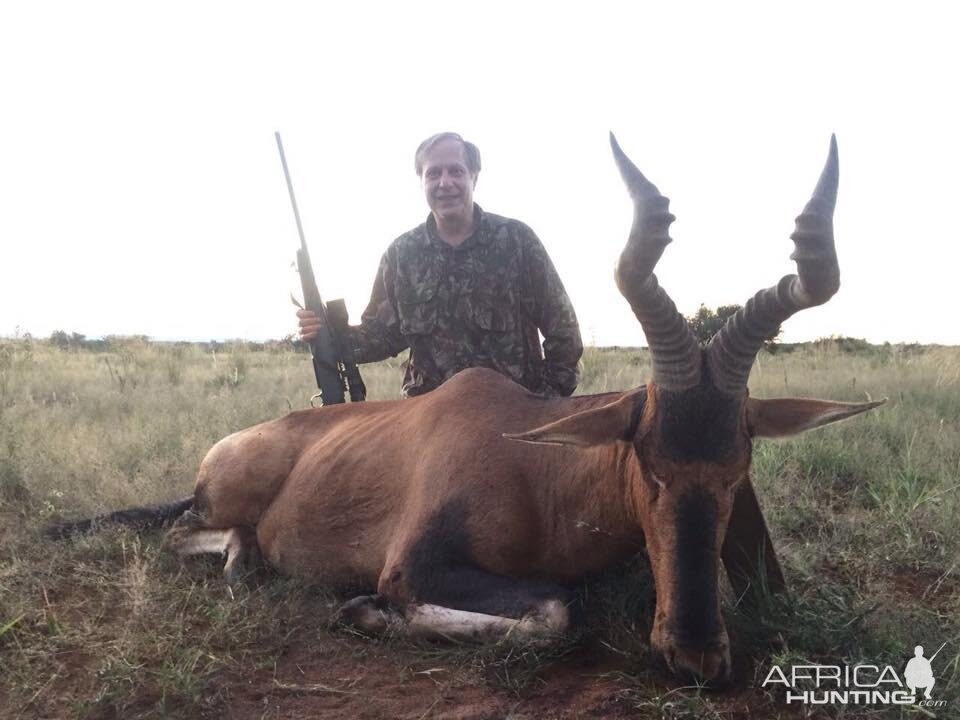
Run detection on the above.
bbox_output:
[1,338,959,718]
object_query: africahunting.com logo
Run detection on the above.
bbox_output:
[762,643,947,708]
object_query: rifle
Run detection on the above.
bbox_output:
[275,132,366,406]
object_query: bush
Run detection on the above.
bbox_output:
[686,304,741,344]
[686,304,782,350]
[48,330,87,349]
[814,336,872,354]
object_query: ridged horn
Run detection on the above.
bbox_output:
[611,132,701,390]
[707,135,840,394]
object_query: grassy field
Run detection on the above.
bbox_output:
[0,338,958,718]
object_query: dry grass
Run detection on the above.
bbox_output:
[1,339,958,718]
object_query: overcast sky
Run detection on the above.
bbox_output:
[2,1,958,346]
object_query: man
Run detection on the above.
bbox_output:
[298,132,583,397]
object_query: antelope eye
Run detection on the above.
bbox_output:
[647,471,667,491]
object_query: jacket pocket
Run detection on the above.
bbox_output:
[399,283,438,335]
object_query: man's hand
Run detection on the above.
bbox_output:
[296,308,322,343]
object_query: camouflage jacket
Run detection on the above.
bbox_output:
[349,206,583,397]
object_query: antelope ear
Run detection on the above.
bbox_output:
[746,396,886,438]
[503,388,646,448]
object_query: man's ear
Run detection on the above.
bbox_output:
[503,388,646,448]
[746,396,886,438]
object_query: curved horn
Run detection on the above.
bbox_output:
[611,132,701,390]
[707,136,840,394]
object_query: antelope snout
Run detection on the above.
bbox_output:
[669,642,730,685]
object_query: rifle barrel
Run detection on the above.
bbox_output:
[275,132,308,251]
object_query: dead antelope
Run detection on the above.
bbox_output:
[53,135,882,684]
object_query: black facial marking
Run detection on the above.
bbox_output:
[656,370,742,463]
[669,487,721,647]
[405,498,570,618]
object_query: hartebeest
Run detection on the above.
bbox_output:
[55,135,882,683]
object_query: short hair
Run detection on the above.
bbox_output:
[414,132,481,178]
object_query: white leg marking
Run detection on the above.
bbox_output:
[222,528,258,583]
[166,527,257,584]
[534,599,572,633]
[170,528,233,556]
[405,599,570,644]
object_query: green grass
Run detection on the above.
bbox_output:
[1,338,958,718]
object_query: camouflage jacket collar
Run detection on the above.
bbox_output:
[424,204,491,250]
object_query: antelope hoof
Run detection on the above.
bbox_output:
[335,594,398,634]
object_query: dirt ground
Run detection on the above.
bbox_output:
[213,637,783,720]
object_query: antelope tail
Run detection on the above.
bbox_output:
[45,495,194,539]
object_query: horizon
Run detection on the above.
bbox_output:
[6,329,952,350]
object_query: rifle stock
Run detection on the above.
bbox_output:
[297,246,348,405]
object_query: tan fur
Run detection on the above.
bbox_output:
[176,372,635,589]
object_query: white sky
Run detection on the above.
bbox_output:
[2,1,958,346]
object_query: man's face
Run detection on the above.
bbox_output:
[421,138,476,224]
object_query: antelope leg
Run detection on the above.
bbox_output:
[336,594,569,644]
[721,478,785,601]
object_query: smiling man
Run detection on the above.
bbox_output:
[298,132,582,397]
